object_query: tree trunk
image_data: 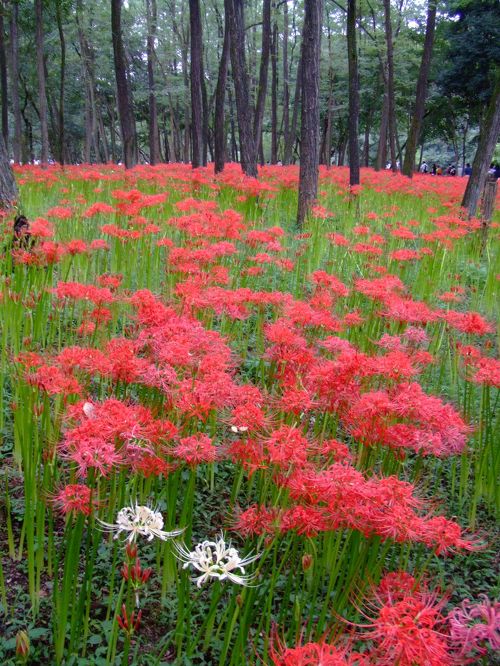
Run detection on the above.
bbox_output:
[337,131,347,166]
[111,0,137,168]
[35,0,49,163]
[55,1,66,164]
[0,2,8,147]
[228,83,238,161]
[146,0,160,165]
[226,0,258,177]
[347,0,360,185]
[253,0,271,149]
[282,0,289,159]
[283,54,302,166]
[462,76,500,217]
[270,19,278,164]
[214,4,230,173]
[375,87,389,171]
[363,111,372,167]
[402,0,436,177]
[9,2,21,163]
[0,134,16,208]
[382,0,397,171]
[201,58,209,166]
[297,0,323,226]
[189,0,203,168]
[76,0,95,162]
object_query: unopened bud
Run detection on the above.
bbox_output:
[15,630,30,662]
[302,554,313,571]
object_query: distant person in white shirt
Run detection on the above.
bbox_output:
[420,161,429,174]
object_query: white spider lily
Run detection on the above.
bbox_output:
[173,534,260,587]
[98,504,183,544]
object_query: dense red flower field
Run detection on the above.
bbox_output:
[0,164,498,664]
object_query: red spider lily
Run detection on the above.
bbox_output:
[442,310,494,335]
[29,217,54,238]
[53,281,115,305]
[173,434,218,466]
[52,484,96,515]
[121,557,152,587]
[116,604,142,635]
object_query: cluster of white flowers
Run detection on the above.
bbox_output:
[99,506,259,588]
[98,504,184,544]
[173,534,260,587]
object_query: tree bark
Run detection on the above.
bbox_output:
[146,0,160,165]
[363,110,372,166]
[297,0,323,227]
[375,85,389,171]
[270,19,278,164]
[0,134,16,208]
[347,0,360,185]
[111,0,137,168]
[253,0,271,151]
[282,0,289,160]
[0,2,8,147]
[382,0,397,171]
[226,0,258,177]
[35,0,49,163]
[55,1,66,164]
[189,0,203,168]
[214,3,230,173]
[402,0,436,177]
[462,76,500,217]
[283,53,302,166]
[8,1,21,163]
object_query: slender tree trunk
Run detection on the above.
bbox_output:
[97,108,110,163]
[462,76,500,217]
[0,134,16,208]
[270,19,278,164]
[146,0,160,165]
[214,4,230,173]
[375,85,389,171]
[55,1,66,164]
[402,0,436,177]
[282,0,289,157]
[382,0,397,171]
[363,111,372,166]
[201,59,208,165]
[347,0,360,185]
[9,2,21,163]
[228,84,238,161]
[111,0,137,168]
[461,119,468,173]
[0,2,8,147]
[253,0,271,149]
[337,130,347,166]
[284,54,302,166]
[226,0,258,177]
[189,0,203,168]
[76,0,94,162]
[35,0,49,163]
[297,0,323,226]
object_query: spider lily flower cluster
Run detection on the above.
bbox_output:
[173,534,260,587]
[2,163,498,663]
[98,504,183,543]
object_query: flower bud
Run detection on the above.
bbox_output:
[302,554,313,571]
[15,630,30,661]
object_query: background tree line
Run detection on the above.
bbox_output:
[0,0,499,220]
